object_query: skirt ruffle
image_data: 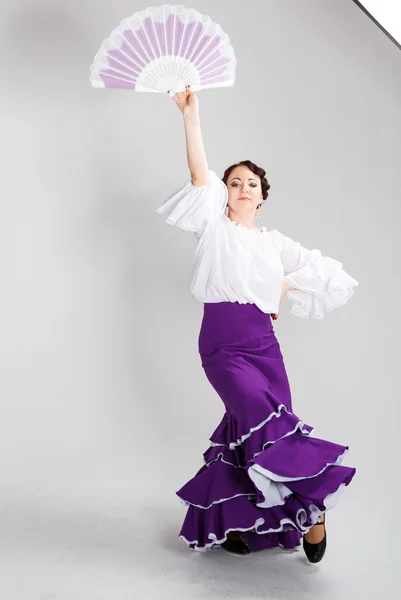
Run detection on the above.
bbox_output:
[176,411,355,551]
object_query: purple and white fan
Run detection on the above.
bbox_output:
[90,4,236,96]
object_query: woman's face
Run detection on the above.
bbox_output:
[226,165,263,216]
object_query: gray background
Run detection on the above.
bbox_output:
[0,0,400,598]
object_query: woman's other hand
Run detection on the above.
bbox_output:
[272,280,297,320]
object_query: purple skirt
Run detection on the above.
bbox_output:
[176,302,356,552]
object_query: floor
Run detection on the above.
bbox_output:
[0,481,395,600]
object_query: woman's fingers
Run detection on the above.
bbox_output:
[173,85,190,100]
[171,87,192,114]
[172,91,188,107]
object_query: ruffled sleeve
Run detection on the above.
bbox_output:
[156,169,228,233]
[272,230,359,319]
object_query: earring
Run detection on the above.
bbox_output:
[225,204,229,216]
[255,203,262,219]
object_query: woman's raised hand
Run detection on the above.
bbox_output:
[172,84,199,116]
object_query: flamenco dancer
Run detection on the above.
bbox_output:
[156,85,358,563]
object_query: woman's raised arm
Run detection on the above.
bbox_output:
[156,87,227,232]
[172,85,209,186]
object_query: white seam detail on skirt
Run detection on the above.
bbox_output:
[209,404,303,449]
[178,482,347,551]
[251,421,312,457]
[204,454,247,469]
[178,451,348,511]
[178,512,310,551]
[248,448,349,483]
[204,421,314,469]
[177,492,257,510]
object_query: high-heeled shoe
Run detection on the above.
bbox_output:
[221,532,251,555]
[303,514,327,563]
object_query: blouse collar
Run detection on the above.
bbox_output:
[222,214,267,234]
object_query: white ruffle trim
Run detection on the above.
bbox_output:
[284,253,359,319]
[156,169,227,232]
[205,419,314,470]
[178,492,256,511]
[248,448,349,485]
[247,449,348,511]
[208,404,313,450]
[178,449,347,510]
[179,483,346,551]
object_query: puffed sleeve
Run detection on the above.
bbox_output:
[272,230,359,319]
[156,169,228,233]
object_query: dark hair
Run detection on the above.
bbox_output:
[222,160,271,201]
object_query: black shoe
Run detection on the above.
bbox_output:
[303,514,327,564]
[221,533,251,555]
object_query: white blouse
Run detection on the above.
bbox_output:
[156,170,359,319]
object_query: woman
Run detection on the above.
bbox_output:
[156,85,358,563]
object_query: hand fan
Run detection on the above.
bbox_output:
[90,4,236,96]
